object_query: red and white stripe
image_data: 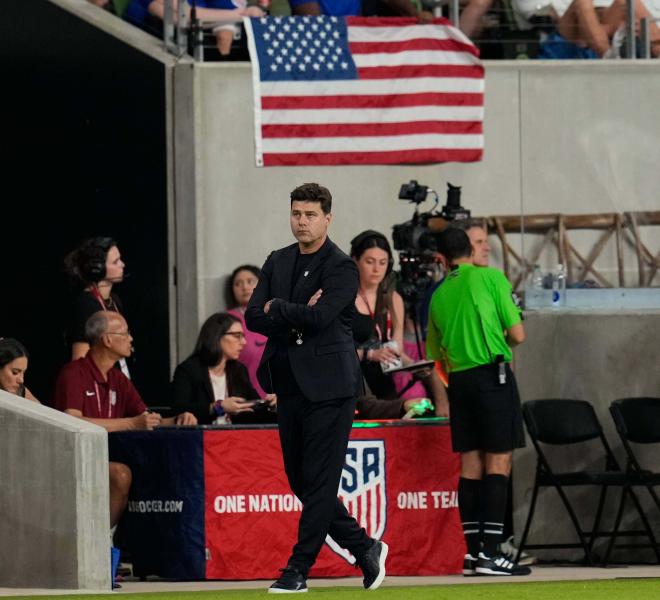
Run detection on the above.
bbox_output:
[246,17,484,167]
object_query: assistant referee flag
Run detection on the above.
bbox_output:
[244,16,484,167]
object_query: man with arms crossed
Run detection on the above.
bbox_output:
[246,183,387,593]
[426,228,530,576]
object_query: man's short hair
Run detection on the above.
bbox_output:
[290,183,332,214]
[450,218,487,233]
[439,228,473,263]
[85,312,109,346]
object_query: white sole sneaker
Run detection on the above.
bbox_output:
[366,541,389,591]
[475,552,531,576]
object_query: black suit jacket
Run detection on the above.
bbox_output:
[170,355,261,424]
[245,237,361,401]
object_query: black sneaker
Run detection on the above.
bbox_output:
[358,540,389,590]
[268,566,308,593]
[463,553,478,576]
[475,552,531,576]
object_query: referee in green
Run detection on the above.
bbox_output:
[426,228,530,576]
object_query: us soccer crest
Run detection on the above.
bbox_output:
[325,439,387,563]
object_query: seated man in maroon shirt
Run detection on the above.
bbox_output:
[53,311,197,528]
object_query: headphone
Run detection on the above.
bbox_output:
[350,230,394,276]
[78,237,116,284]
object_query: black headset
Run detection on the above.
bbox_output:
[350,230,394,276]
[78,237,116,283]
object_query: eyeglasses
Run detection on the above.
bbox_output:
[223,332,246,340]
[107,330,131,337]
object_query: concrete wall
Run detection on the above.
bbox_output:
[513,309,660,561]
[0,392,110,590]
[173,61,660,354]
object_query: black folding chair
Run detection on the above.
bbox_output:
[607,397,660,561]
[517,399,659,565]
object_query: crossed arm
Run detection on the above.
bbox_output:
[245,255,358,336]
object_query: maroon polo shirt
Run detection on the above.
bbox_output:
[53,355,146,419]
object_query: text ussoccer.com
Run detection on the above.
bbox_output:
[128,500,184,513]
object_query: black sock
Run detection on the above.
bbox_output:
[458,477,482,557]
[481,474,509,557]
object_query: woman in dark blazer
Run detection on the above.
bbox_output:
[170,312,276,424]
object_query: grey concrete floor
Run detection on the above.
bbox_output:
[2,565,660,596]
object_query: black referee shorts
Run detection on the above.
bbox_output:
[447,363,525,453]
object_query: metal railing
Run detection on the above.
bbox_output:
[156,0,656,62]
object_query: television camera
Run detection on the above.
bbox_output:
[392,180,471,309]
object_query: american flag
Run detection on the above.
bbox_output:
[244,16,484,167]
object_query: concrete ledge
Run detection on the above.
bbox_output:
[0,392,111,590]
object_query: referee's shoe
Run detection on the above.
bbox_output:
[475,552,532,576]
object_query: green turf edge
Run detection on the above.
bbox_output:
[3,578,660,600]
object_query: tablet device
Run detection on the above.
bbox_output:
[383,360,435,374]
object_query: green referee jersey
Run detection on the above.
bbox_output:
[426,263,522,373]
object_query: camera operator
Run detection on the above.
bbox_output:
[426,228,530,577]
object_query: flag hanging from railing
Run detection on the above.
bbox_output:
[244,16,484,167]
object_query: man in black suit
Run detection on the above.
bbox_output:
[246,183,388,594]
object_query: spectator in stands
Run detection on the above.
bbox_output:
[350,230,448,416]
[0,338,39,403]
[290,0,432,19]
[64,237,130,368]
[514,0,660,57]
[54,311,197,527]
[643,0,660,57]
[125,0,266,54]
[170,312,277,424]
[595,0,660,57]
[556,0,623,56]
[456,0,495,39]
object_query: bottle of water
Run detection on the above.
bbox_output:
[551,264,566,308]
[526,264,545,308]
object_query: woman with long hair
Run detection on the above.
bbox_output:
[64,237,129,372]
[170,312,276,424]
[350,230,415,398]
[0,338,39,402]
[350,230,448,418]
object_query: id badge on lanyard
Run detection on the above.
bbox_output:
[94,382,116,419]
[360,292,393,342]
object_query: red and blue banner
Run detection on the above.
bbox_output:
[111,423,463,580]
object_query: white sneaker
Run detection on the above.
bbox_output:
[500,536,537,566]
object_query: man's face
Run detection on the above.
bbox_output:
[467,226,489,267]
[104,314,133,359]
[290,200,332,247]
